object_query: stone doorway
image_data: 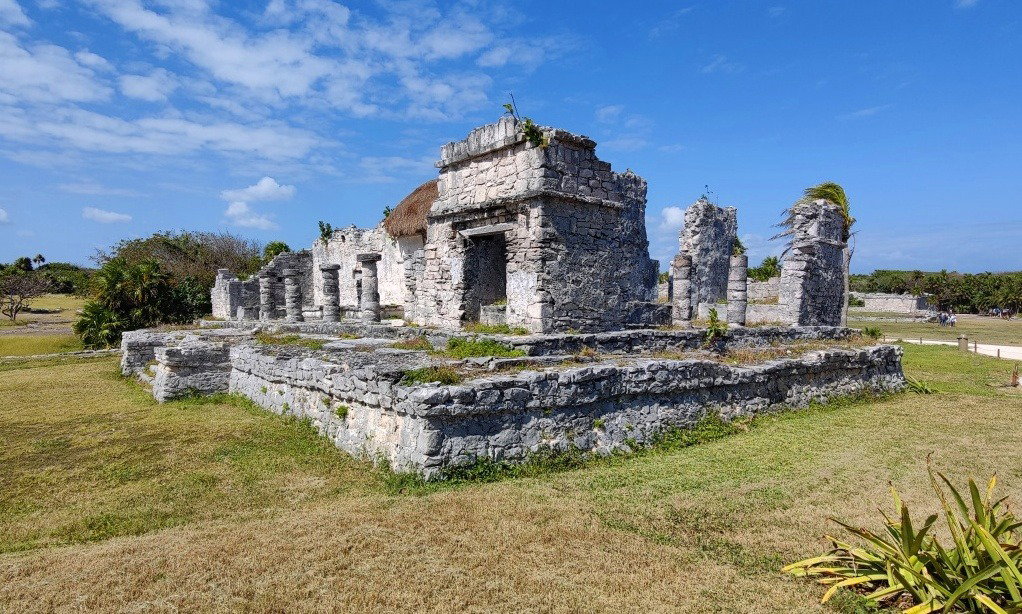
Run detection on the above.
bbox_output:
[463,232,507,323]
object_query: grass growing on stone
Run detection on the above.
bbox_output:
[390,336,433,351]
[2,345,1021,613]
[399,365,463,385]
[441,337,526,359]
[253,333,325,351]
[462,322,530,335]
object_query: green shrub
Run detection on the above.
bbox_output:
[704,308,728,347]
[334,405,349,420]
[906,375,936,394]
[443,337,525,359]
[849,295,866,307]
[400,366,463,386]
[861,326,883,340]
[784,464,1022,612]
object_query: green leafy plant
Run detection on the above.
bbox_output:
[732,237,747,256]
[382,206,393,219]
[862,326,883,341]
[748,256,781,282]
[400,366,463,386]
[906,375,937,395]
[317,221,333,243]
[592,418,606,430]
[704,308,728,347]
[334,404,349,420]
[784,463,1022,612]
[503,97,549,148]
[263,241,291,262]
[443,337,525,359]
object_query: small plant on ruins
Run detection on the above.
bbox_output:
[442,337,525,359]
[592,418,606,430]
[703,308,728,347]
[463,322,528,335]
[400,365,463,386]
[281,402,290,411]
[262,241,291,263]
[317,221,333,243]
[503,96,549,148]
[784,462,1022,612]
[576,346,599,359]
[254,332,325,351]
[489,298,507,307]
[391,336,434,351]
[382,206,393,219]
[732,237,746,256]
[334,404,349,420]
[861,326,883,341]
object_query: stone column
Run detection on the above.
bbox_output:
[671,251,693,327]
[357,253,382,323]
[320,264,341,323]
[727,254,748,326]
[282,269,304,322]
[258,273,276,321]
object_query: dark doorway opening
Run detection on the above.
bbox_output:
[464,233,507,322]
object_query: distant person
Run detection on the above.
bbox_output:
[950,313,957,327]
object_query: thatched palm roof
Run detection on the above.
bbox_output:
[383,179,437,238]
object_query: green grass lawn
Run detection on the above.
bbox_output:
[0,334,82,357]
[0,293,85,329]
[850,313,1022,347]
[1,345,1020,612]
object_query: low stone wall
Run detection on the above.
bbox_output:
[129,325,903,478]
[748,277,779,302]
[851,293,929,313]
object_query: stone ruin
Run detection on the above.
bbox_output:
[131,117,902,478]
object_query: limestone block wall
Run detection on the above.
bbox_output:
[311,225,420,313]
[678,199,738,310]
[748,277,780,302]
[779,200,847,326]
[415,117,658,333]
[851,292,929,313]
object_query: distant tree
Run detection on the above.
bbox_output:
[263,241,291,262]
[318,221,333,243]
[0,270,50,321]
[748,256,780,282]
[32,253,45,266]
[12,256,33,272]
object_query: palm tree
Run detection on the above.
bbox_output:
[32,254,45,267]
[801,182,854,326]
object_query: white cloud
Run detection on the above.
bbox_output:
[955,0,979,7]
[600,136,648,152]
[0,207,9,223]
[220,176,295,202]
[0,32,112,103]
[74,49,114,71]
[595,104,624,123]
[700,54,744,74]
[82,206,132,223]
[119,68,178,101]
[0,0,30,26]
[224,201,276,230]
[658,206,686,231]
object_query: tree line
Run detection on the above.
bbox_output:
[850,269,1022,313]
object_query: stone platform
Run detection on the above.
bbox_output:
[122,323,904,478]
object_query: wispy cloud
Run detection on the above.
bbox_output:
[650,7,694,38]
[768,6,786,17]
[955,0,980,8]
[223,201,275,230]
[0,0,30,27]
[82,206,131,223]
[595,104,624,123]
[700,54,744,74]
[59,182,139,196]
[0,206,9,223]
[838,104,891,120]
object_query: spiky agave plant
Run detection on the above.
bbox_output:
[784,462,1022,613]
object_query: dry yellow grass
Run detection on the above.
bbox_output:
[850,313,1022,346]
[1,345,1020,612]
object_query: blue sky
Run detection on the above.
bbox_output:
[1,0,1019,273]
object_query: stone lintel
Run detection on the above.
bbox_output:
[458,222,516,238]
[356,253,382,263]
[429,188,625,223]
[319,264,341,271]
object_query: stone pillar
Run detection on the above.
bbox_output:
[282,269,304,322]
[258,273,276,321]
[357,253,382,323]
[320,264,341,323]
[671,251,693,327]
[778,199,847,326]
[727,254,748,326]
